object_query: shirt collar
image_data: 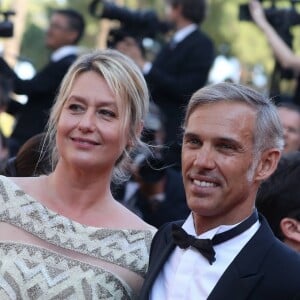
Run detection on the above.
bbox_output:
[51,45,79,62]
[173,24,197,44]
[182,212,246,240]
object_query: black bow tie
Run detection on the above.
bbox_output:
[172,210,258,265]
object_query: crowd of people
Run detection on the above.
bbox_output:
[0,0,299,298]
[1,8,85,157]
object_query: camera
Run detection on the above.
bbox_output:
[240,0,300,82]
[239,1,300,45]
[0,10,15,38]
[89,0,172,48]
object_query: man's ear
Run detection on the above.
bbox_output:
[254,148,281,182]
[67,30,79,45]
[280,217,300,243]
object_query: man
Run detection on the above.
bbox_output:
[256,151,300,252]
[0,9,85,156]
[116,0,215,169]
[277,102,300,153]
[139,82,300,299]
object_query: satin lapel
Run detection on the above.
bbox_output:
[207,265,263,300]
[144,241,175,290]
[208,215,274,300]
[141,221,182,299]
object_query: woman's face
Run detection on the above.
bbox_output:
[56,71,130,173]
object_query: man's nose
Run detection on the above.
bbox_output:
[193,146,216,169]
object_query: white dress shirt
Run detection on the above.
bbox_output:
[150,213,260,300]
[142,24,197,75]
[51,45,79,62]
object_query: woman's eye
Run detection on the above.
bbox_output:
[99,109,116,118]
[68,103,83,112]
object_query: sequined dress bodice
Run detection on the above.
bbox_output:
[0,175,154,299]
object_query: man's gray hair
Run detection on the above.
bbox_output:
[183,82,284,155]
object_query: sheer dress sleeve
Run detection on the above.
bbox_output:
[0,175,155,299]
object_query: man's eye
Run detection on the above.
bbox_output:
[190,139,200,145]
[185,137,201,146]
[219,143,235,150]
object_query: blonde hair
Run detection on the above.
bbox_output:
[42,48,149,184]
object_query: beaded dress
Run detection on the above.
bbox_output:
[0,175,155,299]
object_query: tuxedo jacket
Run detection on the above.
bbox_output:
[145,29,214,146]
[139,215,300,300]
[0,54,77,149]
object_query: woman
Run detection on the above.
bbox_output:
[0,49,155,299]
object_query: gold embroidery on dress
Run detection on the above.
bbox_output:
[0,176,155,299]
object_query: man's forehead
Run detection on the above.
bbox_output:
[187,101,256,121]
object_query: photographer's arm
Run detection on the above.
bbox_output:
[249,0,300,70]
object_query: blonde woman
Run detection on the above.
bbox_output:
[0,49,155,299]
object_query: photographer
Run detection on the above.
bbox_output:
[0,9,85,157]
[249,0,300,104]
[116,0,215,169]
[124,154,190,229]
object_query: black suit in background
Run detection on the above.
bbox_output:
[127,168,190,228]
[0,54,77,156]
[139,214,300,300]
[145,29,215,168]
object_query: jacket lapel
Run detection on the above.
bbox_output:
[208,215,274,300]
[144,241,175,287]
[140,221,183,299]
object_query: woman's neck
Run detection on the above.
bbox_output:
[46,163,114,216]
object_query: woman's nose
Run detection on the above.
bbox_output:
[78,110,96,132]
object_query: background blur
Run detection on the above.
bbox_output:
[0,0,299,134]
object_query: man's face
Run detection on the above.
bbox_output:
[164,2,180,26]
[45,13,77,50]
[182,101,260,226]
[277,107,300,154]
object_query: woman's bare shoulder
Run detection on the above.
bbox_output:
[8,176,45,191]
[3,176,48,201]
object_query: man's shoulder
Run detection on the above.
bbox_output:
[189,28,214,45]
[182,29,214,58]
[158,220,185,232]
[47,54,77,72]
[148,220,184,264]
[269,236,300,266]
[151,220,185,245]
[244,217,300,280]
[56,53,77,65]
[260,239,300,290]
